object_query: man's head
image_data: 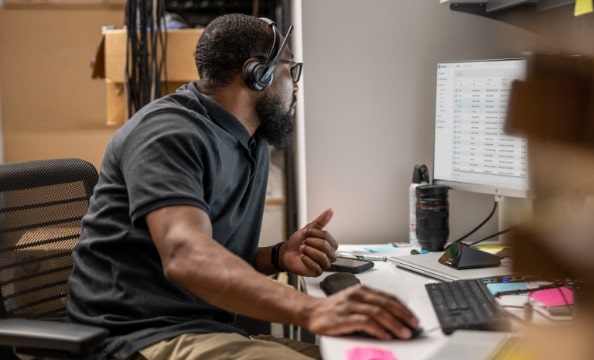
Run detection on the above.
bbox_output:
[195,14,276,91]
[195,14,301,148]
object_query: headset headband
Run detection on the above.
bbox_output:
[259,18,294,84]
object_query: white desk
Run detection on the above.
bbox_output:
[304,246,447,360]
[303,245,549,360]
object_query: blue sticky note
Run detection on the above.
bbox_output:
[486,282,527,295]
[363,245,397,253]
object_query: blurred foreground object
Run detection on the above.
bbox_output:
[506,53,594,359]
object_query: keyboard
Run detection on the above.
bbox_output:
[425,279,511,335]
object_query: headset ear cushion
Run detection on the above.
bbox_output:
[243,58,272,91]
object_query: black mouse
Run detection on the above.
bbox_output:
[408,326,425,339]
[347,325,424,340]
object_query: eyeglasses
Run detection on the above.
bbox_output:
[278,59,303,83]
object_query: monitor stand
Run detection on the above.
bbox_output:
[439,243,502,270]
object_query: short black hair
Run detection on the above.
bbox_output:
[195,14,274,90]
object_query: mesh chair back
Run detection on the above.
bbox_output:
[0,159,98,322]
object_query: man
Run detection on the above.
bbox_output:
[67,13,419,360]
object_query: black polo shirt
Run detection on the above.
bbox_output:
[67,83,270,359]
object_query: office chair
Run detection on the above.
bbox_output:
[0,158,108,359]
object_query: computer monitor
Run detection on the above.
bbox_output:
[432,58,530,199]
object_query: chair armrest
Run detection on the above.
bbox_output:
[0,319,108,356]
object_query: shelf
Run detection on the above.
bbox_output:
[444,0,574,17]
[165,0,285,28]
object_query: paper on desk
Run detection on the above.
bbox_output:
[346,346,397,360]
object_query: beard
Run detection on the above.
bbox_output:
[256,93,295,149]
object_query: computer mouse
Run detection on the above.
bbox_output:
[408,326,425,339]
[320,272,360,296]
[347,325,424,340]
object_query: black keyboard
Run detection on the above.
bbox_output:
[425,279,511,335]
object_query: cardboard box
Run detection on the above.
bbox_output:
[93,28,203,125]
[3,0,124,6]
[3,128,117,171]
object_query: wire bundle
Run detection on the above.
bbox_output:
[125,0,168,118]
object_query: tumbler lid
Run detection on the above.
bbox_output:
[412,164,430,184]
[416,184,449,196]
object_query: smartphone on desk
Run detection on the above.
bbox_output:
[329,258,374,274]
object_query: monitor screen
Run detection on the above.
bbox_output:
[432,58,530,198]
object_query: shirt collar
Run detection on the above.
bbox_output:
[190,83,254,150]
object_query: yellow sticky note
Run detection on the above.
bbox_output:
[575,0,593,16]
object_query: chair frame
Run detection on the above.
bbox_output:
[0,158,108,359]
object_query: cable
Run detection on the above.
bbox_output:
[467,227,513,246]
[125,0,140,116]
[532,307,573,322]
[124,0,167,119]
[523,297,533,323]
[493,280,566,298]
[157,0,168,95]
[150,0,159,99]
[252,0,260,16]
[501,304,572,323]
[422,325,442,335]
[452,200,498,244]
[556,286,573,313]
[495,281,574,322]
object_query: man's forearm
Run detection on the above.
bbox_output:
[167,238,314,328]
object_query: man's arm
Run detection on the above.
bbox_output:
[147,205,316,325]
[146,205,419,339]
[254,208,338,276]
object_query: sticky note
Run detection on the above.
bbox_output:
[475,244,507,255]
[363,245,397,253]
[486,282,528,296]
[346,346,397,360]
[575,0,593,16]
[530,287,573,307]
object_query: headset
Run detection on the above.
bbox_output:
[243,18,294,91]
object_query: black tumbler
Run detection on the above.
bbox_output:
[416,184,449,251]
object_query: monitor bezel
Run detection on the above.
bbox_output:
[431,58,531,199]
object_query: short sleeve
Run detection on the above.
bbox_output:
[120,109,215,226]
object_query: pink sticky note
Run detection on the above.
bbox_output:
[346,346,397,360]
[530,287,573,307]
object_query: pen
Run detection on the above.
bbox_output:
[336,252,388,262]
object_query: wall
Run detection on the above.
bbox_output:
[296,1,574,244]
[0,6,125,170]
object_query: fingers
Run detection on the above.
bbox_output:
[346,287,419,339]
[300,232,338,273]
[302,233,337,259]
[289,208,337,276]
[306,227,338,251]
[305,208,333,230]
[333,303,403,340]
[325,311,395,340]
[300,254,324,276]
[319,286,419,340]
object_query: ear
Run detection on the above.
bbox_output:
[242,58,272,91]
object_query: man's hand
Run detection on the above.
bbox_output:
[306,285,420,340]
[281,208,338,276]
